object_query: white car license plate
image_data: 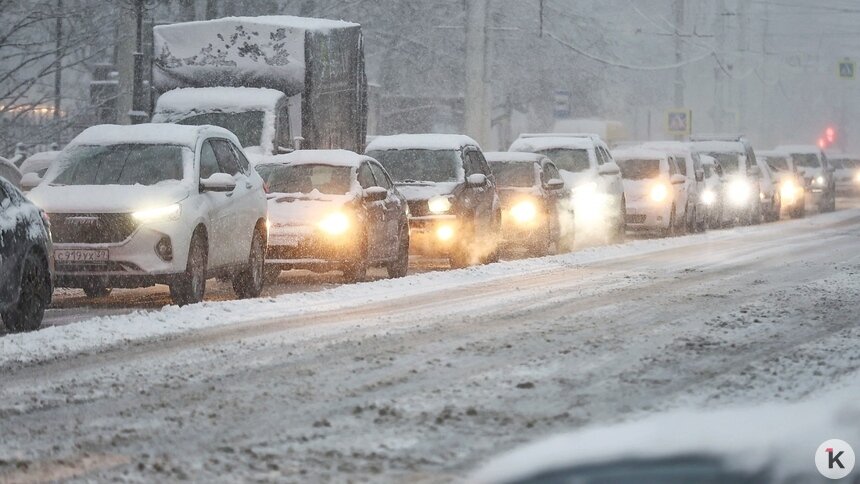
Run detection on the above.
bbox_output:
[55,249,109,262]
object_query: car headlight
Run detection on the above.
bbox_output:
[727,180,751,204]
[780,180,797,201]
[428,196,452,214]
[650,184,669,203]
[132,203,181,223]
[701,189,716,205]
[854,172,860,184]
[436,224,455,241]
[318,211,350,235]
[510,200,538,223]
[814,175,825,186]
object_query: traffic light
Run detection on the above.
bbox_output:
[825,126,836,144]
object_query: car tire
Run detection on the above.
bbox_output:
[386,224,410,279]
[233,230,265,299]
[789,202,805,219]
[608,199,626,244]
[263,266,281,285]
[343,238,369,282]
[480,213,502,264]
[170,233,207,306]
[448,241,471,268]
[82,280,111,299]
[663,205,677,237]
[528,223,552,257]
[2,251,49,332]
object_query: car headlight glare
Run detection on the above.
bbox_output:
[814,175,825,186]
[701,189,716,205]
[132,203,181,223]
[650,184,669,202]
[428,196,452,214]
[318,212,350,235]
[780,180,797,201]
[436,224,455,241]
[510,200,538,223]
[728,180,751,204]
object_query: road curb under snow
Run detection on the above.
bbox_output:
[2,208,857,368]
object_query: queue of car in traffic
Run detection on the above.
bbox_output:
[1,125,857,334]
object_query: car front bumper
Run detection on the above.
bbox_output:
[624,200,672,231]
[266,226,361,271]
[408,215,463,256]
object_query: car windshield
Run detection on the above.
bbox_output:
[617,158,661,180]
[51,144,185,186]
[792,153,821,168]
[367,149,461,183]
[763,156,789,171]
[489,162,535,187]
[535,148,590,172]
[706,152,741,173]
[176,111,264,148]
[256,163,352,195]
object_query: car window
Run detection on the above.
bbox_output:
[464,150,482,176]
[200,140,221,179]
[368,162,392,189]
[277,102,291,150]
[675,156,687,175]
[357,162,376,189]
[692,153,703,172]
[473,149,491,175]
[0,184,9,206]
[543,162,561,183]
[229,142,251,174]
[595,147,606,165]
[210,139,241,176]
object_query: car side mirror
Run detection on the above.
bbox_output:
[598,162,620,176]
[466,173,487,187]
[670,174,686,185]
[20,172,42,190]
[695,170,704,182]
[200,173,237,192]
[363,186,388,202]
[277,146,293,155]
[544,178,565,190]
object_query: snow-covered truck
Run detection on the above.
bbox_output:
[151,16,367,161]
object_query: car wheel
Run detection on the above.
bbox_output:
[386,224,410,279]
[448,241,471,268]
[233,230,265,299]
[608,199,626,244]
[480,213,502,264]
[82,280,111,299]
[527,222,552,257]
[663,205,677,237]
[2,251,49,332]
[170,233,207,306]
[263,266,281,285]
[343,238,369,282]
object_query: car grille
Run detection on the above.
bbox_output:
[626,214,647,224]
[55,261,143,273]
[48,213,139,244]
[407,200,431,217]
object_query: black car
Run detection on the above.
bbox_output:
[366,134,502,268]
[256,150,410,283]
[485,152,568,256]
[0,176,53,332]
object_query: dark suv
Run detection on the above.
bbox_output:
[0,176,53,332]
[366,134,501,267]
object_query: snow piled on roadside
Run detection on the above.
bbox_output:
[2,208,857,367]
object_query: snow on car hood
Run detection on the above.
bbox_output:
[27,181,192,213]
[267,191,356,228]
[395,181,460,202]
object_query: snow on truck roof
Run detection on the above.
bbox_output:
[260,149,369,168]
[69,124,236,148]
[154,87,285,114]
[691,140,745,153]
[365,134,480,152]
[509,136,593,153]
[484,152,545,164]
[156,15,358,33]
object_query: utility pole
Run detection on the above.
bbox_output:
[736,0,748,134]
[53,0,63,138]
[129,0,147,124]
[464,0,489,146]
[673,0,685,140]
[712,0,726,132]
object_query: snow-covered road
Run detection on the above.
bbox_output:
[2,207,860,482]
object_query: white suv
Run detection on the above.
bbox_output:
[509,133,626,243]
[28,124,268,305]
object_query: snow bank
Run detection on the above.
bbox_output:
[366,134,479,152]
[3,208,858,368]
